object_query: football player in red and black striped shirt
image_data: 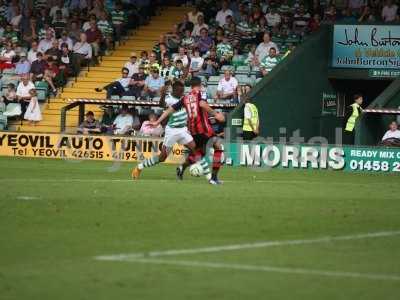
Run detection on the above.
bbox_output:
[153,77,225,184]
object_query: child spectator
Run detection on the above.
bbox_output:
[189,48,204,75]
[77,111,101,134]
[24,89,42,125]
[140,113,163,137]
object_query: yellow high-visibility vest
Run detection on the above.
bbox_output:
[243,103,259,132]
[345,103,360,132]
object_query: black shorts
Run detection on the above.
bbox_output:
[193,134,212,151]
[243,131,257,141]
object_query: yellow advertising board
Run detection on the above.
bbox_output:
[0,132,185,163]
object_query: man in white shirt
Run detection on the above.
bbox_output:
[28,40,39,63]
[215,0,233,26]
[58,31,74,50]
[113,106,134,135]
[16,75,35,116]
[38,30,54,54]
[382,0,399,22]
[216,70,238,101]
[95,67,132,98]
[382,121,400,141]
[124,52,139,77]
[71,33,92,76]
[255,32,279,62]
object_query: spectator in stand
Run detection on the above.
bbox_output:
[16,74,35,116]
[23,89,42,125]
[140,113,163,137]
[113,105,134,135]
[160,56,174,80]
[72,33,92,76]
[215,69,238,102]
[30,52,47,81]
[181,29,195,49]
[131,66,147,99]
[216,0,234,26]
[45,40,62,62]
[189,48,204,76]
[170,59,186,82]
[95,67,131,98]
[49,0,69,19]
[382,0,399,22]
[192,14,208,37]
[216,36,234,64]
[382,121,400,141]
[358,6,376,22]
[111,2,126,42]
[165,24,181,54]
[173,47,189,68]
[58,43,73,78]
[77,111,102,134]
[255,32,279,63]
[85,19,103,58]
[100,106,115,133]
[324,4,337,23]
[178,14,194,34]
[293,5,311,34]
[38,30,54,54]
[341,7,358,23]
[44,58,60,95]
[52,9,67,36]
[309,14,321,32]
[195,28,214,55]
[15,53,31,77]
[260,47,281,76]
[246,44,259,67]
[124,52,139,77]
[97,11,113,54]
[22,17,38,45]
[188,6,203,25]
[68,21,81,43]
[200,56,218,76]
[143,67,165,99]
[348,0,364,14]
[265,7,282,28]
[0,41,16,70]
[58,31,74,51]
[157,43,171,61]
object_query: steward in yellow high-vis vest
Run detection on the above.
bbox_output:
[243,97,259,141]
[344,94,363,145]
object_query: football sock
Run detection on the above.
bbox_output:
[199,157,212,180]
[212,149,224,179]
[138,156,160,170]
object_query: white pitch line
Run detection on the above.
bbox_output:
[95,230,400,261]
[122,258,400,282]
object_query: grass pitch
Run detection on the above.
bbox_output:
[0,157,399,300]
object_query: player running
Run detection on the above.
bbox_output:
[151,77,225,184]
[131,81,217,184]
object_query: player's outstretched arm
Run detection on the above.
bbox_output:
[151,106,175,127]
[199,100,225,123]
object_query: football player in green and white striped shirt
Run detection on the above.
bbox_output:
[132,81,214,183]
[260,47,281,76]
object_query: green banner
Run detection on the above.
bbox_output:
[223,143,400,173]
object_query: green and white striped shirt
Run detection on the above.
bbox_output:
[216,43,233,59]
[260,55,281,72]
[165,95,187,128]
[97,20,113,36]
[111,10,126,25]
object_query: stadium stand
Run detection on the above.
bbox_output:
[1,0,399,135]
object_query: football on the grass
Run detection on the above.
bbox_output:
[189,162,204,177]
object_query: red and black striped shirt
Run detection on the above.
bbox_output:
[172,89,214,137]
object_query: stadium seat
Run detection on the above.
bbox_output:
[206,85,218,100]
[207,76,221,84]
[35,81,49,102]
[220,65,235,73]
[121,96,135,101]
[111,95,120,100]
[0,102,5,113]
[0,113,8,128]
[235,65,251,75]
[235,74,252,85]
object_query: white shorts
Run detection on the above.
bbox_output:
[163,126,193,148]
